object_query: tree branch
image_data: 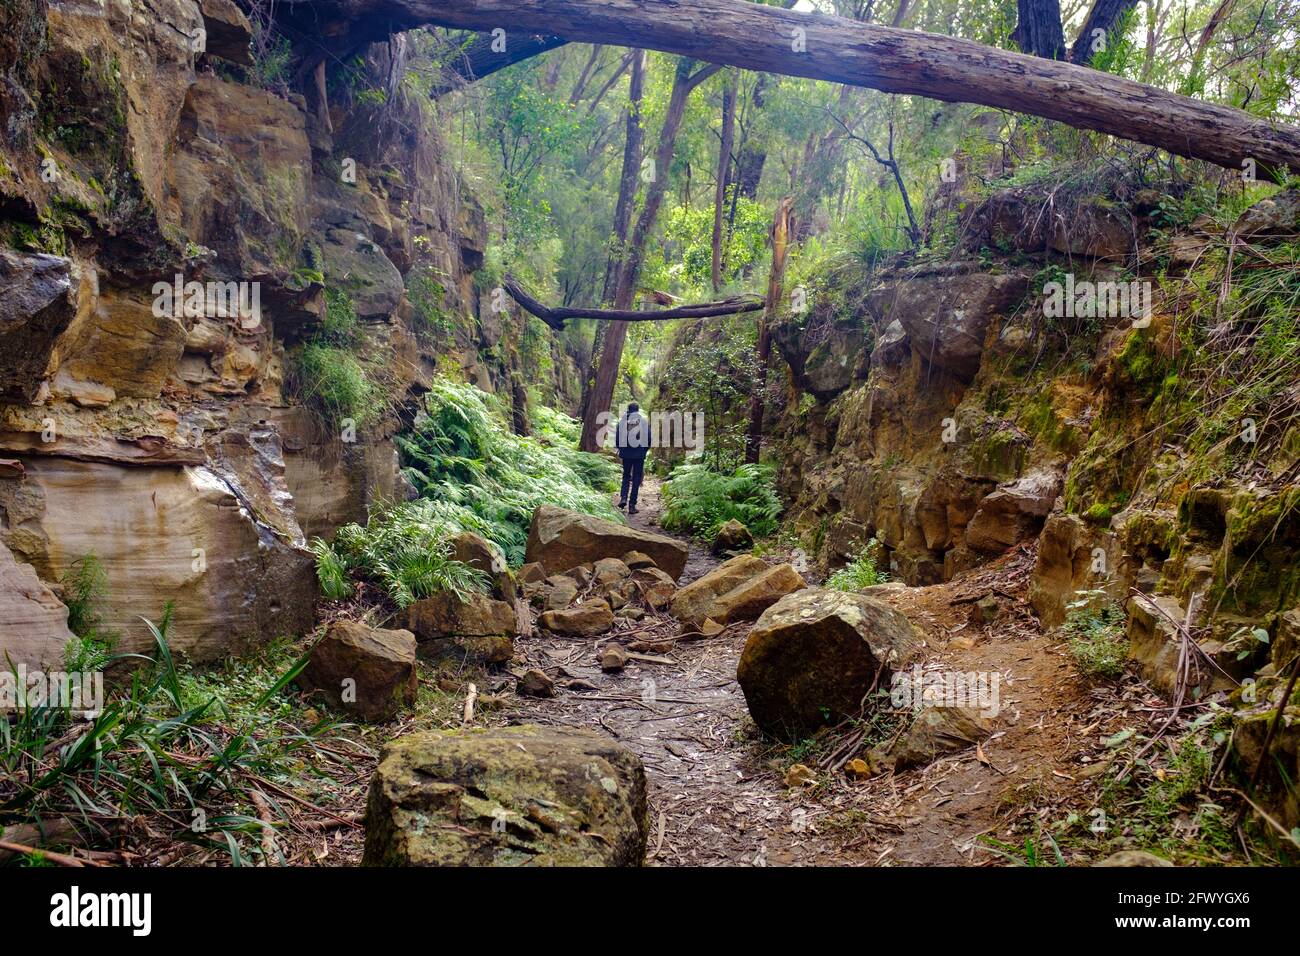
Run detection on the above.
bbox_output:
[502,274,763,330]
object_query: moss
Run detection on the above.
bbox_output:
[965,426,1026,481]
[1083,502,1114,524]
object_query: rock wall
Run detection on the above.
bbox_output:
[0,1,574,667]
[766,183,1300,700]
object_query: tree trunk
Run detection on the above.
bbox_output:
[711,70,739,292]
[289,0,1300,172]
[601,49,645,304]
[579,58,721,452]
[582,49,645,450]
[734,75,769,200]
[745,197,793,465]
[1068,0,1139,65]
[1012,0,1066,59]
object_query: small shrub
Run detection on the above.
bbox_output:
[311,500,490,609]
[660,462,782,540]
[59,554,118,670]
[293,342,380,427]
[1063,599,1128,679]
[825,541,888,591]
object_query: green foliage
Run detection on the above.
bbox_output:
[320,286,359,340]
[825,541,888,591]
[406,264,457,335]
[250,21,292,94]
[293,341,381,428]
[394,377,620,565]
[661,462,782,540]
[311,500,491,609]
[290,288,395,429]
[645,190,770,296]
[978,831,1066,867]
[309,538,353,601]
[655,319,757,470]
[58,555,118,671]
[1063,598,1129,679]
[2,610,339,866]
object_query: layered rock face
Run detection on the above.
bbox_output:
[0,2,576,665]
[761,181,1300,822]
[768,184,1299,650]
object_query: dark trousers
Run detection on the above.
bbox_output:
[619,457,645,509]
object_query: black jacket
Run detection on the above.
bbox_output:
[615,412,650,461]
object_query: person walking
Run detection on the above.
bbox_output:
[615,403,650,514]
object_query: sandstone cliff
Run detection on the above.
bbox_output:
[0,0,574,667]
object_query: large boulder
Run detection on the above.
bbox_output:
[964,469,1063,554]
[669,554,769,627]
[872,263,1030,382]
[362,725,649,866]
[0,251,80,403]
[737,588,921,740]
[299,622,417,722]
[406,590,517,665]
[707,563,806,625]
[0,540,76,670]
[526,505,688,580]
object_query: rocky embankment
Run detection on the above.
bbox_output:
[766,184,1300,830]
[0,1,581,668]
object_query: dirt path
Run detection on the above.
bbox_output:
[509,480,1150,866]
[512,479,837,865]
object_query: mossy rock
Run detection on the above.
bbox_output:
[737,588,921,741]
[362,725,649,866]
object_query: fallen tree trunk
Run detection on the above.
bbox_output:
[282,0,1300,173]
[502,275,762,331]
[430,32,567,95]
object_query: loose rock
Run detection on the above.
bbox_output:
[539,599,615,636]
[711,518,754,554]
[299,621,417,722]
[600,644,629,672]
[669,554,769,627]
[517,668,556,698]
[362,725,648,866]
[737,588,920,740]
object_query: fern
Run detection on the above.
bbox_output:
[660,462,782,539]
[315,500,491,609]
[395,377,620,564]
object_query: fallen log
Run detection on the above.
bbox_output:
[280,0,1300,173]
[501,274,762,330]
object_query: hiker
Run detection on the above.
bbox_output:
[615,403,650,514]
